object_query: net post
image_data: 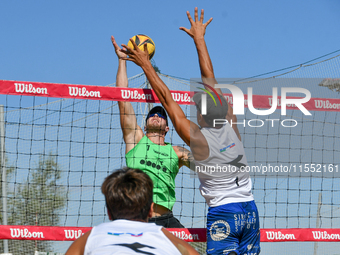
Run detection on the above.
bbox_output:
[313,192,322,255]
[0,104,9,254]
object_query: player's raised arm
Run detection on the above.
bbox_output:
[179,8,218,92]
[121,41,194,146]
[180,8,242,140]
[112,36,144,153]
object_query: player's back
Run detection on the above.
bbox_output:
[84,219,181,255]
[195,123,254,207]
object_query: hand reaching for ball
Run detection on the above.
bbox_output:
[111,36,127,60]
[120,39,151,68]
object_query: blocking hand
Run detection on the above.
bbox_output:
[111,36,127,59]
[179,7,213,39]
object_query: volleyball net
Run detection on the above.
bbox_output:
[0,53,340,254]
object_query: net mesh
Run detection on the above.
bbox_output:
[0,53,340,254]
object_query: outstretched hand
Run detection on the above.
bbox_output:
[120,39,150,68]
[111,36,127,59]
[179,7,213,39]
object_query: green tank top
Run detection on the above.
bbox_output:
[125,135,179,211]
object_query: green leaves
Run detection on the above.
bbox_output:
[0,152,67,254]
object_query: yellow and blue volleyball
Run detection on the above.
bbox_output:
[127,34,155,60]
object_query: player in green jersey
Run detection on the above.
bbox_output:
[111,36,193,228]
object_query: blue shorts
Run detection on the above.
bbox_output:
[206,200,260,255]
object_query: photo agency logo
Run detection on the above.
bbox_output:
[196,82,224,114]
[198,84,312,128]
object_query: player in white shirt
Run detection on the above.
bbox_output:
[121,7,260,255]
[65,168,198,255]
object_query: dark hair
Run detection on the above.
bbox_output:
[101,168,153,221]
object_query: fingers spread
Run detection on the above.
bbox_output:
[111,36,117,46]
[205,17,213,27]
[129,38,139,50]
[179,27,190,34]
[121,44,132,54]
[186,11,193,24]
[194,7,198,21]
[200,9,204,23]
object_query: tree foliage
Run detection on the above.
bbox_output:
[0,154,14,225]
[1,153,67,254]
[151,59,161,73]
[319,78,340,93]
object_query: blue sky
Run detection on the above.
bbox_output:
[1,1,340,254]
[1,0,339,85]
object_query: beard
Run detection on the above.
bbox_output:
[146,119,166,133]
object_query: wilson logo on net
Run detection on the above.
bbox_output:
[10,228,45,239]
[315,99,340,109]
[169,231,200,241]
[121,89,152,100]
[64,229,83,239]
[171,92,190,103]
[265,231,296,240]
[312,231,340,240]
[14,83,48,95]
[68,87,101,98]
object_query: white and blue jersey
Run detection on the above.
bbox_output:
[195,123,254,207]
[84,219,181,255]
[194,123,260,255]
